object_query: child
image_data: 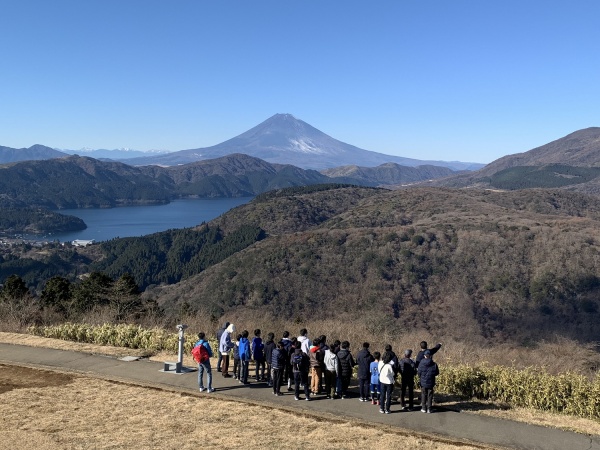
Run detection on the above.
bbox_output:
[417,350,440,413]
[238,330,251,384]
[308,337,323,395]
[356,342,374,402]
[232,333,242,380]
[291,341,311,401]
[264,332,276,386]
[337,341,356,399]
[323,343,339,399]
[281,331,294,391]
[193,332,214,393]
[271,341,286,395]
[370,351,381,405]
[379,353,395,414]
[252,329,266,381]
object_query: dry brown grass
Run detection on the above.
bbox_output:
[0,364,487,450]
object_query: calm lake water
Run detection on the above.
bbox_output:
[31,197,252,243]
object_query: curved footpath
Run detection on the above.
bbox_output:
[1,342,599,450]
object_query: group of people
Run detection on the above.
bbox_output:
[193,322,442,414]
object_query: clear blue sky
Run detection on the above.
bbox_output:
[1,1,598,164]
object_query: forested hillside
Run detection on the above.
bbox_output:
[145,186,600,344]
[0,201,85,234]
[92,224,265,289]
[4,184,600,345]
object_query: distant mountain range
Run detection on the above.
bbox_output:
[322,163,455,187]
[424,127,600,196]
[0,154,323,209]
[0,153,464,210]
[0,114,483,171]
[123,114,482,171]
[0,144,67,163]
[61,148,170,159]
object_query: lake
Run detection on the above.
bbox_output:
[29,197,252,243]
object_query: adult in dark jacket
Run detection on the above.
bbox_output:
[356,342,374,402]
[337,341,356,399]
[415,341,442,368]
[264,332,276,386]
[215,321,230,372]
[399,349,416,410]
[417,350,439,413]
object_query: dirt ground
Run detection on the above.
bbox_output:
[0,363,490,450]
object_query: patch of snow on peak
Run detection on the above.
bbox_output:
[288,139,326,155]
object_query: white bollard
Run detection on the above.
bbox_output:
[176,324,188,373]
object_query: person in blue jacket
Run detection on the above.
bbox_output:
[252,329,266,382]
[194,332,214,393]
[238,330,251,384]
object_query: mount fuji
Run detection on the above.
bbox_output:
[124,114,482,171]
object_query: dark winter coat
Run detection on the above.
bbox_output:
[337,349,355,378]
[271,347,286,369]
[399,357,416,382]
[216,322,229,343]
[356,348,374,379]
[383,350,399,375]
[264,339,276,364]
[416,344,442,368]
[417,357,439,389]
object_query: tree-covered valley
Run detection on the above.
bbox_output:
[4,184,600,347]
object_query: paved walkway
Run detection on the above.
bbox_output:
[1,342,599,450]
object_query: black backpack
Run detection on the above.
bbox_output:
[292,352,303,371]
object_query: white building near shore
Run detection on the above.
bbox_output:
[72,239,95,247]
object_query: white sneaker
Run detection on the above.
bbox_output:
[199,387,205,392]
[207,388,215,393]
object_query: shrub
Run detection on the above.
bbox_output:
[434,364,600,419]
[27,323,218,355]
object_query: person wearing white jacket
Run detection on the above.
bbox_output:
[378,354,395,414]
[323,347,339,399]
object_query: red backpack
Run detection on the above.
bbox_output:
[192,343,210,363]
